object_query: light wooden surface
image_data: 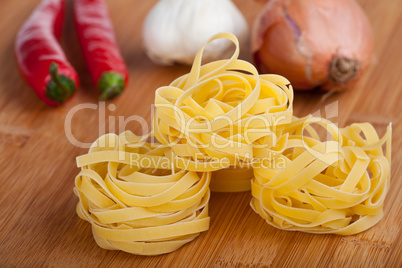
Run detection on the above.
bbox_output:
[0,0,401,267]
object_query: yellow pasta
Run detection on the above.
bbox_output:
[251,116,392,235]
[74,132,211,255]
[74,32,392,256]
[153,32,294,192]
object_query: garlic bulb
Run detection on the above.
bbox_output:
[142,0,248,65]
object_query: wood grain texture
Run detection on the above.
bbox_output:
[0,0,401,267]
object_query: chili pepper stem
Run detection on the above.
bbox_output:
[46,62,77,104]
[98,72,125,100]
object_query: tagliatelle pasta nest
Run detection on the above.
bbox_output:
[75,132,211,255]
[251,116,392,235]
[153,33,293,192]
[74,32,392,255]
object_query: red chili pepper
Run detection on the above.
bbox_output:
[15,0,79,106]
[73,0,129,100]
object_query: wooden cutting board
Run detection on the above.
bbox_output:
[0,0,401,266]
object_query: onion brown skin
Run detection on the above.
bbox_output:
[252,0,374,91]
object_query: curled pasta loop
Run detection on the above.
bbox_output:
[74,132,211,255]
[251,117,392,235]
[153,32,294,192]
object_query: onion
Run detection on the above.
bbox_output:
[251,0,374,91]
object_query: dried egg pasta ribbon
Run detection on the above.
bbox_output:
[153,32,293,191]
[74,132,211,255]
[251,116,392,235]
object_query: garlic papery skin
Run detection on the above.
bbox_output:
[142,0,248,65]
